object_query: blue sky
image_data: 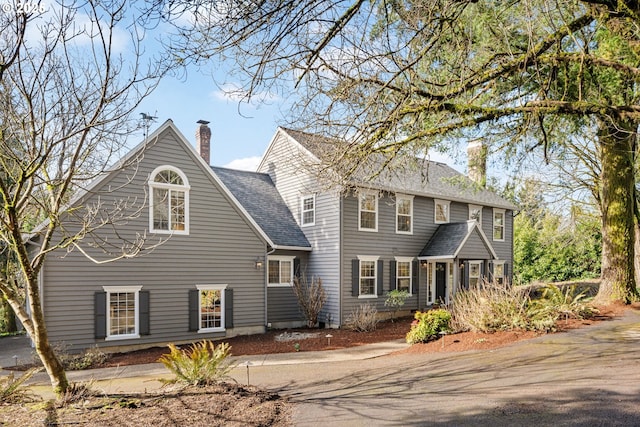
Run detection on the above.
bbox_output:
[137,70,285,171]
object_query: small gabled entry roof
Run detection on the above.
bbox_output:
[419,220,497,260]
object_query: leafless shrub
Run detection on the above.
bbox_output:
[292,274,327,328]
[345,303,379,332]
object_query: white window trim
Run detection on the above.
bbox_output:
[491,260,506,282]
[267,256,296,287]
[396,194,414,235]
[357,255,379,298]
[469,204,482,224]
[358,191,378,232]
[196,284,228,333]
[300,194,316,227]
[468,260,483,287]
[102,285,142,341]
[395,256,414,295]
[434,199,450,224]
[493,208,506,242]
[149,165,191,235]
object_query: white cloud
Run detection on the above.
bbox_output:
[224,156,262,171]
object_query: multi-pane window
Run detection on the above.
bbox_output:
[268,257,294,286]
[196,285,226,332]
[396,195,413,234]
[359,192,378,231]
[493,262,505,285]
[105,286,141,338]
[359,259,377,296]
[149,166,189,234]
[469,205,482,224]
[469,261,482,288]
[301,195,315,226]
[493,209,505,241]
[434,199,450,224]
[396,259,412,293]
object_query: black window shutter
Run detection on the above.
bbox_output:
[95,292,107,339]
[488,261,495,282]
[377,260,384,296]
[504,263,510,283]
[352,259,360,296]
[412,260,419,293]
[139,290,150,336]
[293,258,301,279]
[389,260,397,291]
[225,288,234,328]
[463,261,470,290]
[188,289,199,332]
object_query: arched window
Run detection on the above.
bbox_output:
[149,166,190,234]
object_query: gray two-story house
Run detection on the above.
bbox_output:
[256,128,515,328]
[36,120,514,352]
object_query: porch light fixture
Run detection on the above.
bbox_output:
[255,256,264,270]
[420,260,428,268]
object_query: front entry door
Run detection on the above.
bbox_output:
[435,262,447,303]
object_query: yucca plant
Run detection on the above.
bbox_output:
[158,341,234,386]
[530,284,597,322]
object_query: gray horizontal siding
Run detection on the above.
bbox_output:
[267,287,302,323]
[258,132,341,326]
[42,127,267,351]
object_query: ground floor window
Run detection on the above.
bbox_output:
[492,261,505,285]
[395,257,413,294]
[102,286,142,340]
[468,261,482,288]
[196,284,227,332]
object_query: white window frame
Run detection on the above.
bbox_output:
[267,256,295,287]
[301,194,316,226]
[196,284,227,333]
[357,255,379,298]
[358,191,378,232]
[469,204,483,224]
[396,194,414,234]
[103,285,142,341]
[395,256,413,294]
[468,261,482,288]
[434,199,450,224]
[493,208,506,241]
[149,165,190,235]
[492,261,505,285]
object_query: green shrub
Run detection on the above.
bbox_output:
[406,309,451,344]
[529,284,597,324]
[0,367,40,404]
[345,303,379,332]
[384,290,410,321]
[158,341,234,386]
[61,346,108,370]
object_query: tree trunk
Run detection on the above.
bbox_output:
[595,118,639,304]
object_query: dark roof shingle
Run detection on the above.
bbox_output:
[212,167,311,249]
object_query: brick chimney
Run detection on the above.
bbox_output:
[467,139,487,188]
[196,120,211,165]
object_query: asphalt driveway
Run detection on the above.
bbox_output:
[229,309,640,426]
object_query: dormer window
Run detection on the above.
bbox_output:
[149,166,190,234]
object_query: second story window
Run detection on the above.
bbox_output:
[396,195,413,234]
[149,166,190,234]
[359,191,378,232]
[301,195,315,226]
[493,209,505,241]
[469,204,482,224]
[434,199,450,224]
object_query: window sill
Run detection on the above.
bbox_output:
[105,334,140,341]
[267,283,293,288]
[150,229,190,236]
[395,230,413,235]
[358,228,378,232]
[358,295,378,299]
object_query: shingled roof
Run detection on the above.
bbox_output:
[211,166,311,250]
[281,127,516,210]
[419,220,496,259]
